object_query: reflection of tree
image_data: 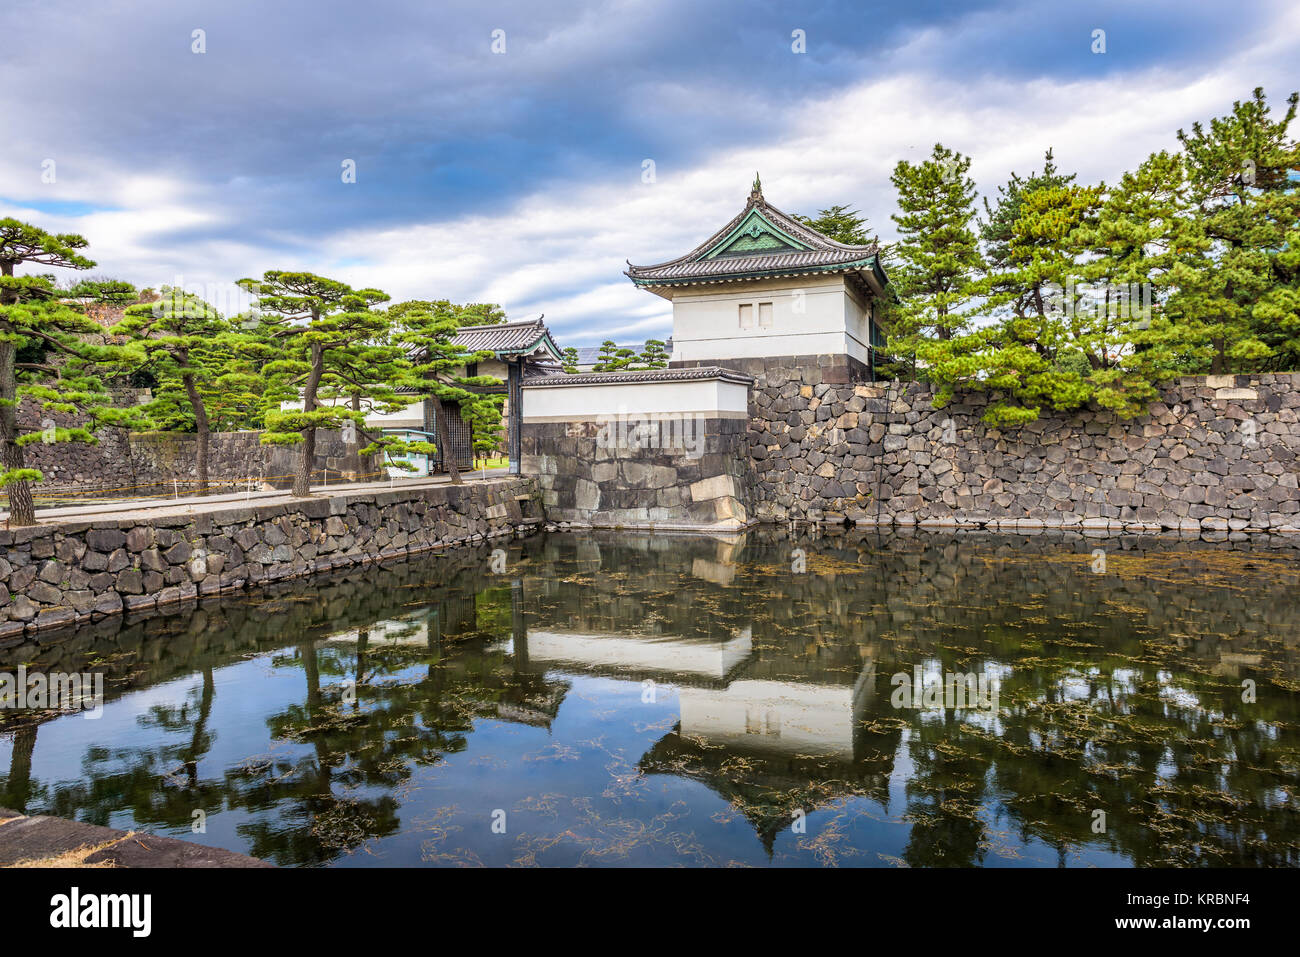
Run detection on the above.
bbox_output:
[222,642,401,866]
[898,711,993,867]
[640,727,897,856]
[3,527,1299,867]
[221,600,570,867]
[39,666,224,831]
[0,723,41,812]
[986,658,1300,867]
[1,545,544,865]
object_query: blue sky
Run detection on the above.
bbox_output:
[2,0,1297,346]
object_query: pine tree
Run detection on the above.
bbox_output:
[561,347,580,374]
[0,220,145,525]
[389,299,501,485]
[238,271,394,496]
[315,331,410,480]
[639,339,670,368]
[885,144,983,377]
[453,302,507,326]
[593,340,636,372]
[1074,150,1208,391]
[1172,87,1300,372]
[794,205,873,245]
[920,153,1116,425]
[110,287,260,494]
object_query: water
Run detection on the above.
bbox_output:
[2,529,1298,867]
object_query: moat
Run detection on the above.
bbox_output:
[2,529,1297,867]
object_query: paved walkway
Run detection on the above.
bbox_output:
[0,807,270,867]
[2,468,513,525]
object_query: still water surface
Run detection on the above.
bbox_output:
[2,530,1298,867]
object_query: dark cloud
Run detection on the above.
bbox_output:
[1,0,1292,343]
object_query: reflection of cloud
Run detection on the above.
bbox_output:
[321,617,429,647]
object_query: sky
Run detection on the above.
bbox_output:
[2,0,1298,347]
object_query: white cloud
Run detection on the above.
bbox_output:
[5,3,1297,347]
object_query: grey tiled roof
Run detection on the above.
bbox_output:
[626,186,880,285]
[522,366,753,387]
[452,319,563,359]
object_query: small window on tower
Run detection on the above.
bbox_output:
[738,303,753,329]
[758,301,773,329]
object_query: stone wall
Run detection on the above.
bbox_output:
[748,372,1300,531]
[124,428,377,488]
[0,476,538,637]
[521,416,751,528]
[21,413,375,495]
[16,393,144,490]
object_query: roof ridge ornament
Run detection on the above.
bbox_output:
[749,172,763,204]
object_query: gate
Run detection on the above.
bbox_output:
[422,398,475,472]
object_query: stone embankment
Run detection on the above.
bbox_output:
[1,477,538,637]
[748,372,1300,532]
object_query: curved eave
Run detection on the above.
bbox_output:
[494,333,565,363]
[626,196,875,272]
[626,256,882,290]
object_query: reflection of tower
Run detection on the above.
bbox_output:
[638,659,891,855]
[513,614,891,853]
[518,626,753,685]
[521,531,900,852]
[675,661,876,762]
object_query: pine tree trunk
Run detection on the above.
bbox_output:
[346,393,363,479]
[0,339,35,527]
[293,343,324,498]
[294,427,315,497]
[3,724,37,812]
[197,425,210,495]
[0,262,36,527]
[181,371,211,495]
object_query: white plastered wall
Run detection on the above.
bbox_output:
[521,377,750,421]
[667,274,872,365]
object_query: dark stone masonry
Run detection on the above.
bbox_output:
[748,371,1300,531]
[520,368,1300,533]
[521,416,752,527]
[0,477,537,638]
[19,392,375,492]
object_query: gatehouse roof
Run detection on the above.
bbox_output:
[625,175,886,295]
[451,318,563,361]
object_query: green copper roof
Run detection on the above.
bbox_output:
[626,179,885,290]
